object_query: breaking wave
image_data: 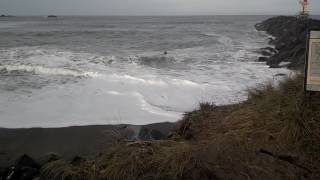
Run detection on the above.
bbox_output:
[0,64,101,78]
[131,92,181,118]
[202,32,217,37]
[108,74,202,87]
[108,74,167,86]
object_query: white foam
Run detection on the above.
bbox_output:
[218,36,234,46]
[0,64,101,78]
[106,91,123,95]
[279,62,291,67]
[203,32,217,37]
[105,90,181,118]
[171,79,202,87]
[131,92,181,118]
[232,49,260,61]
[109,74,167,86]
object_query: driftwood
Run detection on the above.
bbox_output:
[259,149,312,173]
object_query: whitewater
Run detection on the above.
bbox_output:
[0,16,292,128]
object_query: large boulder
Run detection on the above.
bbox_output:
[1,154,40,180]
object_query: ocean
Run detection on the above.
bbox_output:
[0,16,291,128]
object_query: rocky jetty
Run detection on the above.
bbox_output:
[255,16,320,68]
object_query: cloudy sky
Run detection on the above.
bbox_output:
[1,0,319,16]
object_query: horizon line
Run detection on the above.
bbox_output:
[2,14,320,17]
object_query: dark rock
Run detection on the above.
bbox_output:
[1,167,13,180]
[260,47,278,55]
[269,64,281,68]
[150,129,166,140]
[261,51,272,56]
[0,68,8,74]
[275,42,287,50]
[137,122,175,141]
[258,57,269,62]
[267,51,291,66]
[18,167,38,180]
[275,73,287,77]
[1,155,40,180]
[139,127,153,140]
[138,127,166,140]
[15,154,40,169]
[268,37,275,44]
[255,16,320,69]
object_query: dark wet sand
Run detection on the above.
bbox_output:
[0,122,175,167]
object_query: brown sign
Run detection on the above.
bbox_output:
[306,31,320,91]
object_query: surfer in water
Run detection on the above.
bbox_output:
[164,51,168,55]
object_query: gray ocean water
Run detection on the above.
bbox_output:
[0,16,291,128]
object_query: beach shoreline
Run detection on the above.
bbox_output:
[1,15,320,179]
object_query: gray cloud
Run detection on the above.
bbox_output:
[0,0,319,16]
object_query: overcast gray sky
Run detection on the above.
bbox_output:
[1,0,319,16]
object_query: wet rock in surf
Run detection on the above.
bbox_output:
[257,47,278,56]
[258,57,269,62]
